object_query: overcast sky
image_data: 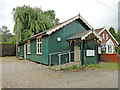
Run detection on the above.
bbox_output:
[0,0,119,34]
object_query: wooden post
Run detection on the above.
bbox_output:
[85,40,86,56]
[81,41,84,66]
[58,53,61,71]
[49,54,51,66]
[69,41,72,63]
[69,50,71,63]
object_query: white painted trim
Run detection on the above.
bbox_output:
[36,37,42,55]
[106,45,108,53]
[106,39,114,45]
[98,27,119,45]
[81,30,102,42]
[46,15,93,35]
[27,40,31,54]
[93,30,103,41]
[106,39,115,54]
[107,30,119,45]
[80,15,93,30]
[24,43,26,58]
[98,28,106,34]
[18,46,20,52]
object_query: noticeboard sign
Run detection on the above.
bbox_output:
[86,50,95,56]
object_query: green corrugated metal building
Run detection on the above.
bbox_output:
[17,15,102,65]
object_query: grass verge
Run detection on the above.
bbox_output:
[49,62,119,72]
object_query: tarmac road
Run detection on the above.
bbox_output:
[1,57,118,88]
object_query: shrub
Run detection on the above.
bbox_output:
[0,43,16,57]
[71,64,77,69]
[101,50,106,54]
[115,47,119,52]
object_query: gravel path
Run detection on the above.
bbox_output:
[1,57,118,88]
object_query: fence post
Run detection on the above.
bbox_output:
[69,50,71,63]
[58,53,61,71]
[49,54,51,66]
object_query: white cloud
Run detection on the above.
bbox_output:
[0,0,119,33]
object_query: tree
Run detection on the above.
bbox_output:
[118,29,120,42]
[0,26,13,42]
[109,27,119,42]
[12,5,59,42]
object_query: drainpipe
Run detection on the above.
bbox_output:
[68,41,70,63]
[81,40,84,66]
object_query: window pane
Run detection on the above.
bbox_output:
[40,38,42,42]
[40,48,42,53]
[40,43,42,47]
[38,44,39,53]
[103,34,105,40]
[36,37,42,54]
[106,34,108,40]
[38,38,39,42]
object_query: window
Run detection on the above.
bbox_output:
[102,34,105,40]
[36,37,42,54]
[18,46,20,52]
[108,45,112,53]
[101,45,106,51]
[27,40,31,54]
[106,34,108,40]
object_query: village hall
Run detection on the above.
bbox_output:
[17,14,102,65]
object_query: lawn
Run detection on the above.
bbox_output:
[88,62,119,71]
[49,62,119,72]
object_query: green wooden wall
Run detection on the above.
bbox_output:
[48,21,86,65]
[80,42,98,64]
[17,45,24,57]
[26,37,48,64]
[18,36,49,65]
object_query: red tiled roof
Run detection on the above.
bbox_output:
[101,40,107,44]
[95,27,105,33]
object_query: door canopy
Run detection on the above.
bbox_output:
[68,30,102,42]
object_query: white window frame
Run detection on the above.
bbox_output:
[36,36,42,54]
[18,46,20,52]
[106,34,108,40]
[108,45,112,54]
[27,40,31,54]
[106,39,114,54]
[102,34,105,40]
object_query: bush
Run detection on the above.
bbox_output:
[71,64,77,69]
[101,50,106,54]
[115,47,119,52]
[0,43,16,57]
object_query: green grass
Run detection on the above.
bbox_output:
[97,63,118,71]
[49,62,119,72]
[85,63,118,71]
[49,67,57,71]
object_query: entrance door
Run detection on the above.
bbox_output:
[24,43,26,58]
[74,41,80,62]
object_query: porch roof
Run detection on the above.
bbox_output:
[68,30,102,41]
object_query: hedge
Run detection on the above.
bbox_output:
[0,43,16,57]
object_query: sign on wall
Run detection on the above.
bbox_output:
[86,50,95,56]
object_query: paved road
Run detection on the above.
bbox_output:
[2,57,118,88]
